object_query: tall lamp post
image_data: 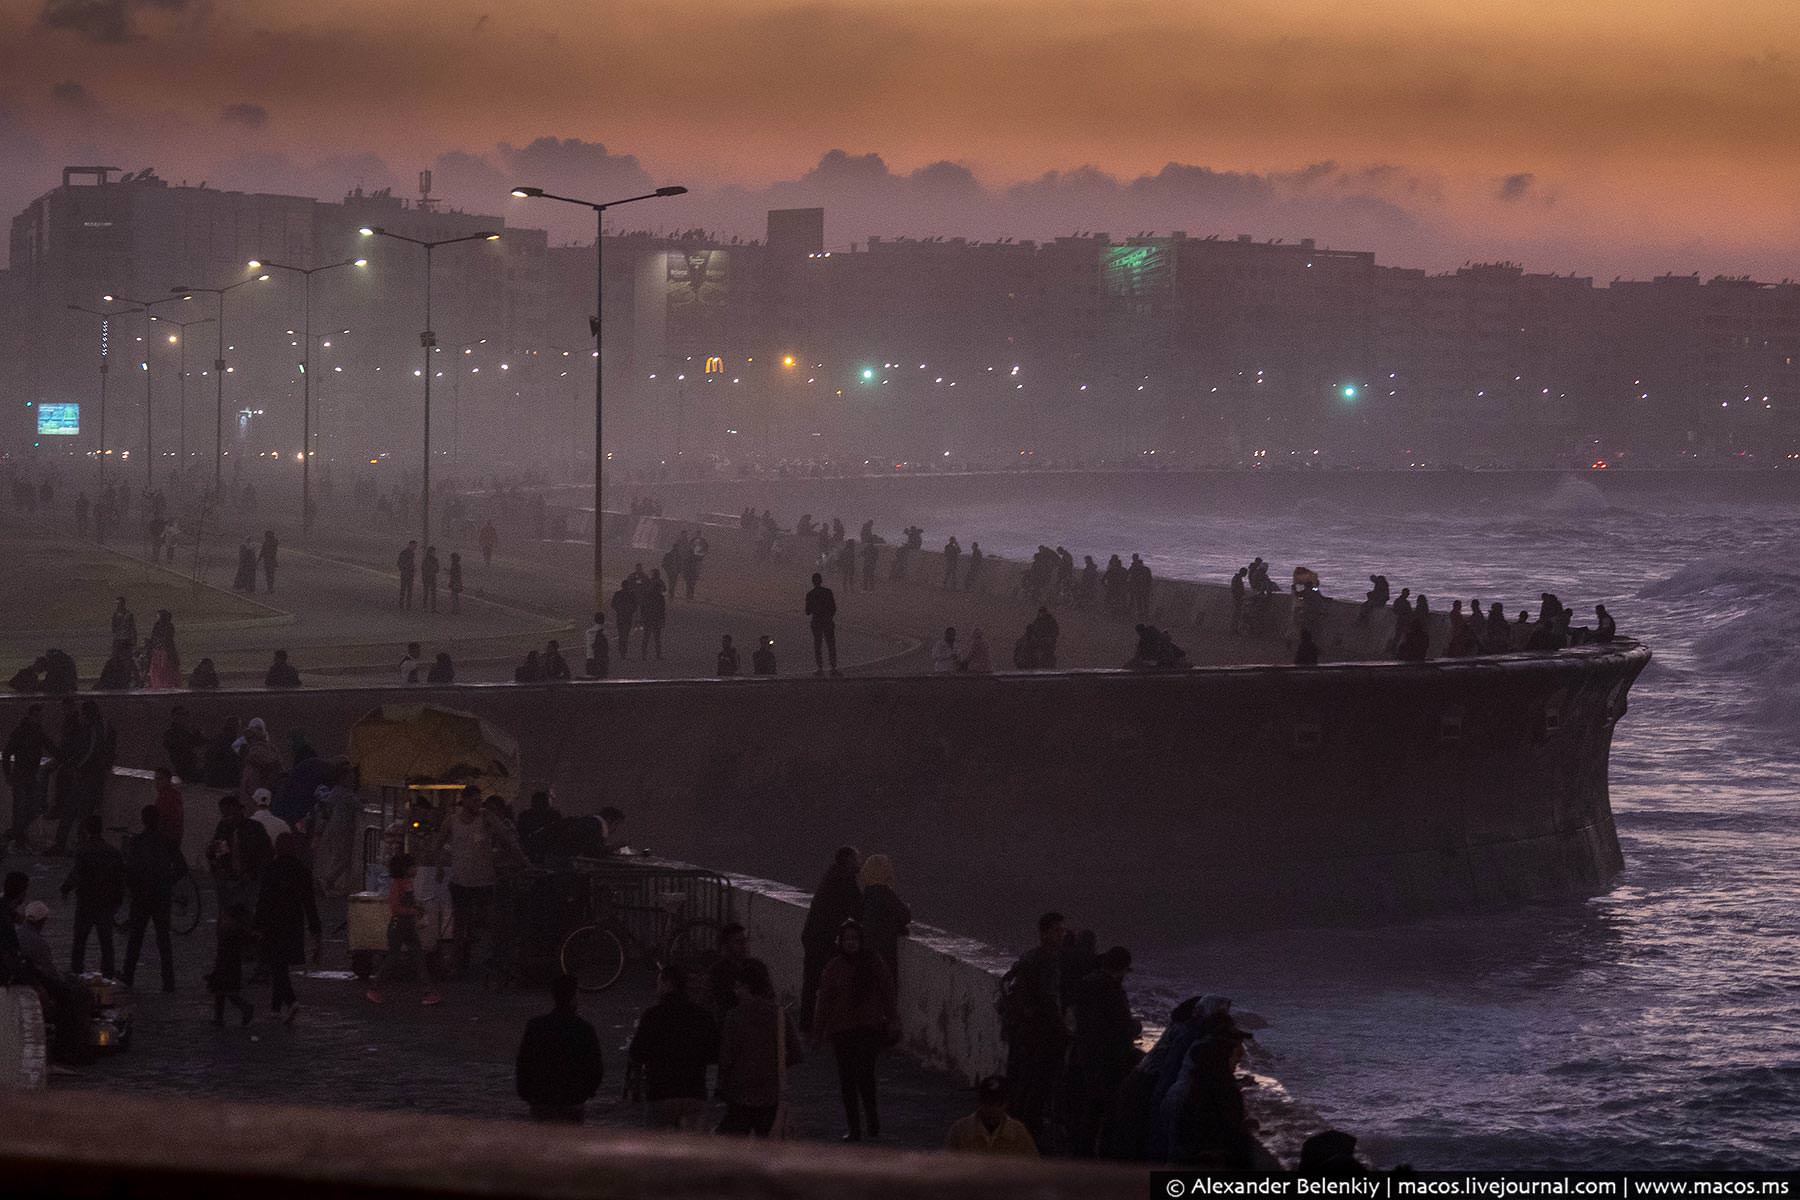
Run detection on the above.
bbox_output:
[509,184,686,609]
[102,292,188,487]
[67,302,140,495]
[168,273,271,493]
[156,315,215,470]
[359,226,499,553]
[246,256,367,533]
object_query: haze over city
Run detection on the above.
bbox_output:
[0,1,1795,1193]
[5,0,1800,278]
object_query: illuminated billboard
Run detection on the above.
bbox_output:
[1102,244,1172,298]
[37,403,80,436]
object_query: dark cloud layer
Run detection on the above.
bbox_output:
[220,102,268,129]
[38,0,189,44]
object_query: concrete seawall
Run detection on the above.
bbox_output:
[0,639,1648,949]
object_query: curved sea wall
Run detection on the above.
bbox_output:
[0,641,1648,948]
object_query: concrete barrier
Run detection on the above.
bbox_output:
[0,640,1648,949]
[0,1089,1143,1200]
[722,872,1010,1083]
[0,986,47,1091]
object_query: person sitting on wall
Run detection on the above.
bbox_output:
[263,650,301,689]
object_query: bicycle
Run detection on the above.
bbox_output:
[108,825,202,936]
[558,884,720,993]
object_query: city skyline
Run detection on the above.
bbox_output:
[3,1,1799,281]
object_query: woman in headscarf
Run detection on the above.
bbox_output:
[236,718,282,799]
[146,610,182,689]
[857,854,912,992]
[812,919,897,1142]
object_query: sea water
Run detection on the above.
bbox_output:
[901,471,1799,1169]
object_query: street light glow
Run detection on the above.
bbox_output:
[246,260,262,270]
[358,227,376,237]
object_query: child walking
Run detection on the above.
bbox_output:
[366,853,440,1006]
[208,903,256,1026]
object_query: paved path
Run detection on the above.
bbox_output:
[5,850,969,1147]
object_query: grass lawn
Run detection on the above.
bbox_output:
[0,528,270,637]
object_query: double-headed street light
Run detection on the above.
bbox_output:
[154,315,216,470]
[246,256,367,532]
[168,272,271,492]
[102,292,189,487]
[359,226,498,553]
[66,302,141,496]
[509,184,687,609]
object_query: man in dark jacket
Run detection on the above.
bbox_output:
[4,703,49,852]
[51,701,111,857]
[121,805,186,992]
[1002,911,1072,1147]
[800,846,862,1032]
[61,814,126,975]
[628,963,720,1129]
[804,573,840,677]
[254,833,321,1022]
[1064,945,1144,1157]
[516,973,605,1122]
[160,705,204,783]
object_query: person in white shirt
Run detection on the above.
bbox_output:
[398,642,422,685]
[248,788,291,842]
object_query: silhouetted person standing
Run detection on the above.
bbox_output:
[638,571,667,660]
[753,635,777,675]
[259,530,279,593]
[397,540,418,609]
[942,537,961,590]
[121,805,184,993]
[805,572,840,677]
[517,974,604,1123]
[421,546,440,613]
[800,846,863,1032]
[611,579,638,657]
[448,552,464,613]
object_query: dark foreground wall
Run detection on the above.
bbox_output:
[0,641,1648,948]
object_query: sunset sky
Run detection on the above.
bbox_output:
[5,0,1799,278]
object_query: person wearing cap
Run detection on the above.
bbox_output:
[1064,945,1143,1157]
[945,1076,1038,1155]
[9,876,96,1065]
[16,899,55,979]
[248,788,292,843]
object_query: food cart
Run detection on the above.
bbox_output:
[341,705,521,981]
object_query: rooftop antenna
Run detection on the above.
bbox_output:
[418,168,438,213]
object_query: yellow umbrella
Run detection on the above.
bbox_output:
[346,704,522,802]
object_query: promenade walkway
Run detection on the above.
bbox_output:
[3,849,971,1148]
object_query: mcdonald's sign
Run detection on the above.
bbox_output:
[704,356,724,374]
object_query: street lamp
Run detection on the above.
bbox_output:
[153,315,215,470]
[103,292,189,487]
[510,183,686,608]
[67,302,140,503]
[247,256,367,532]
[360,226,499,553]
[168,272,271,493]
